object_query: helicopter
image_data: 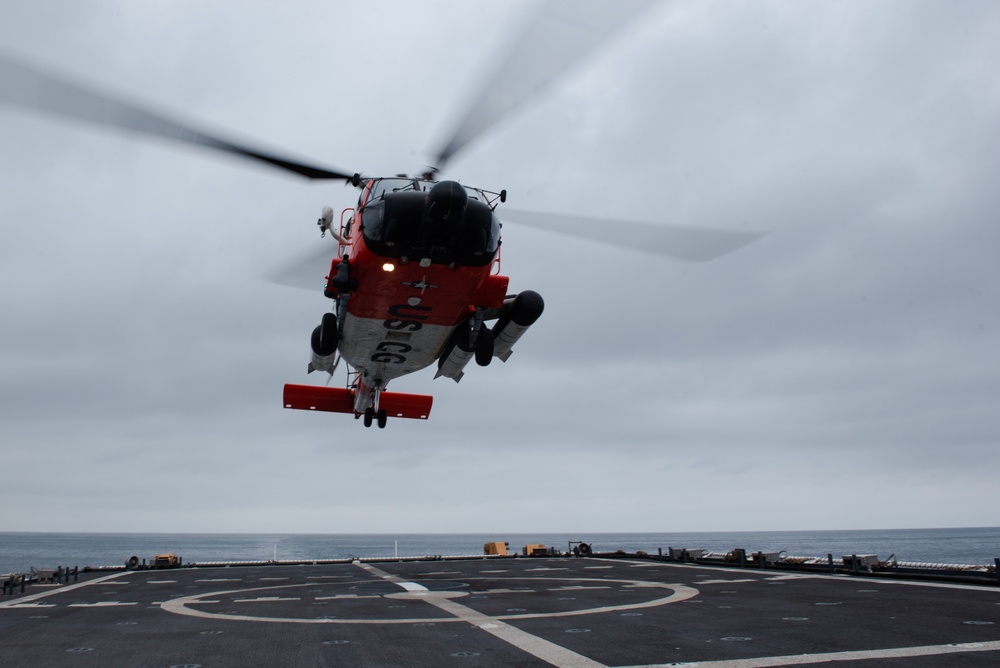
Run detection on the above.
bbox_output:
[284,175,545,428]
[0,2,763,429]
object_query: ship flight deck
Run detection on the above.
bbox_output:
[2,556,999,667]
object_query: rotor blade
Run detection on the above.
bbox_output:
[0,52,357,181]
[432,0,658,169]
[499,208,767,262]
[267,209,766,294]
[268,242,340,291]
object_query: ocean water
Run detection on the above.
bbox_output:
[1,528,998,575]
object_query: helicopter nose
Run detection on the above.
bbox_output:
[425,180,468,222]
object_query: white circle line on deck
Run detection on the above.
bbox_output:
[159,576,697,625]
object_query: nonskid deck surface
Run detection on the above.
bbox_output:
[1,558,999,667]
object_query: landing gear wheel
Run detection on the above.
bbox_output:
[363,407,374,428]
[475,327,494,367]
[311,312,339,355]
[377,409,388,429]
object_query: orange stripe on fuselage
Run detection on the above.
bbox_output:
[346,241,505,327]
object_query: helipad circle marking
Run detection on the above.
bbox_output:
[160,576,698,625]
[385,590,468,601]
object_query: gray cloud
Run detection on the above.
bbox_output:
[1,0,998,534]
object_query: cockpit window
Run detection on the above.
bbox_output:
[360,199,385,240]
[360,182,499,267]
[369,178,420,201]
[367,178,486,203]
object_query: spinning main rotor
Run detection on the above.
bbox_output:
[0,0,763,262]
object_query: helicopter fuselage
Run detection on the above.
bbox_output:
[283,178,543,427]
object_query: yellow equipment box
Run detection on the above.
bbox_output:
[483,541,509,556]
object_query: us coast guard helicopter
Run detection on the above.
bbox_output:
[0,2,762,428]
[287,176,545,428]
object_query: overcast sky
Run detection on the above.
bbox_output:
[1,0,998,535]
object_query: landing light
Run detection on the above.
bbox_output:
[382,262,395,272]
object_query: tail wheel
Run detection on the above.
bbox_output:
[475,326,494,367]
[377,409,388,429]
[363,407,374,428]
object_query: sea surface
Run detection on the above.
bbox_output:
[2,528,998,575]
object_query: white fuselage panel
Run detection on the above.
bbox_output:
[338,313,455,385]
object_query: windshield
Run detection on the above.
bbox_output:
[367,178,488,204]
[360,184,499,267]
